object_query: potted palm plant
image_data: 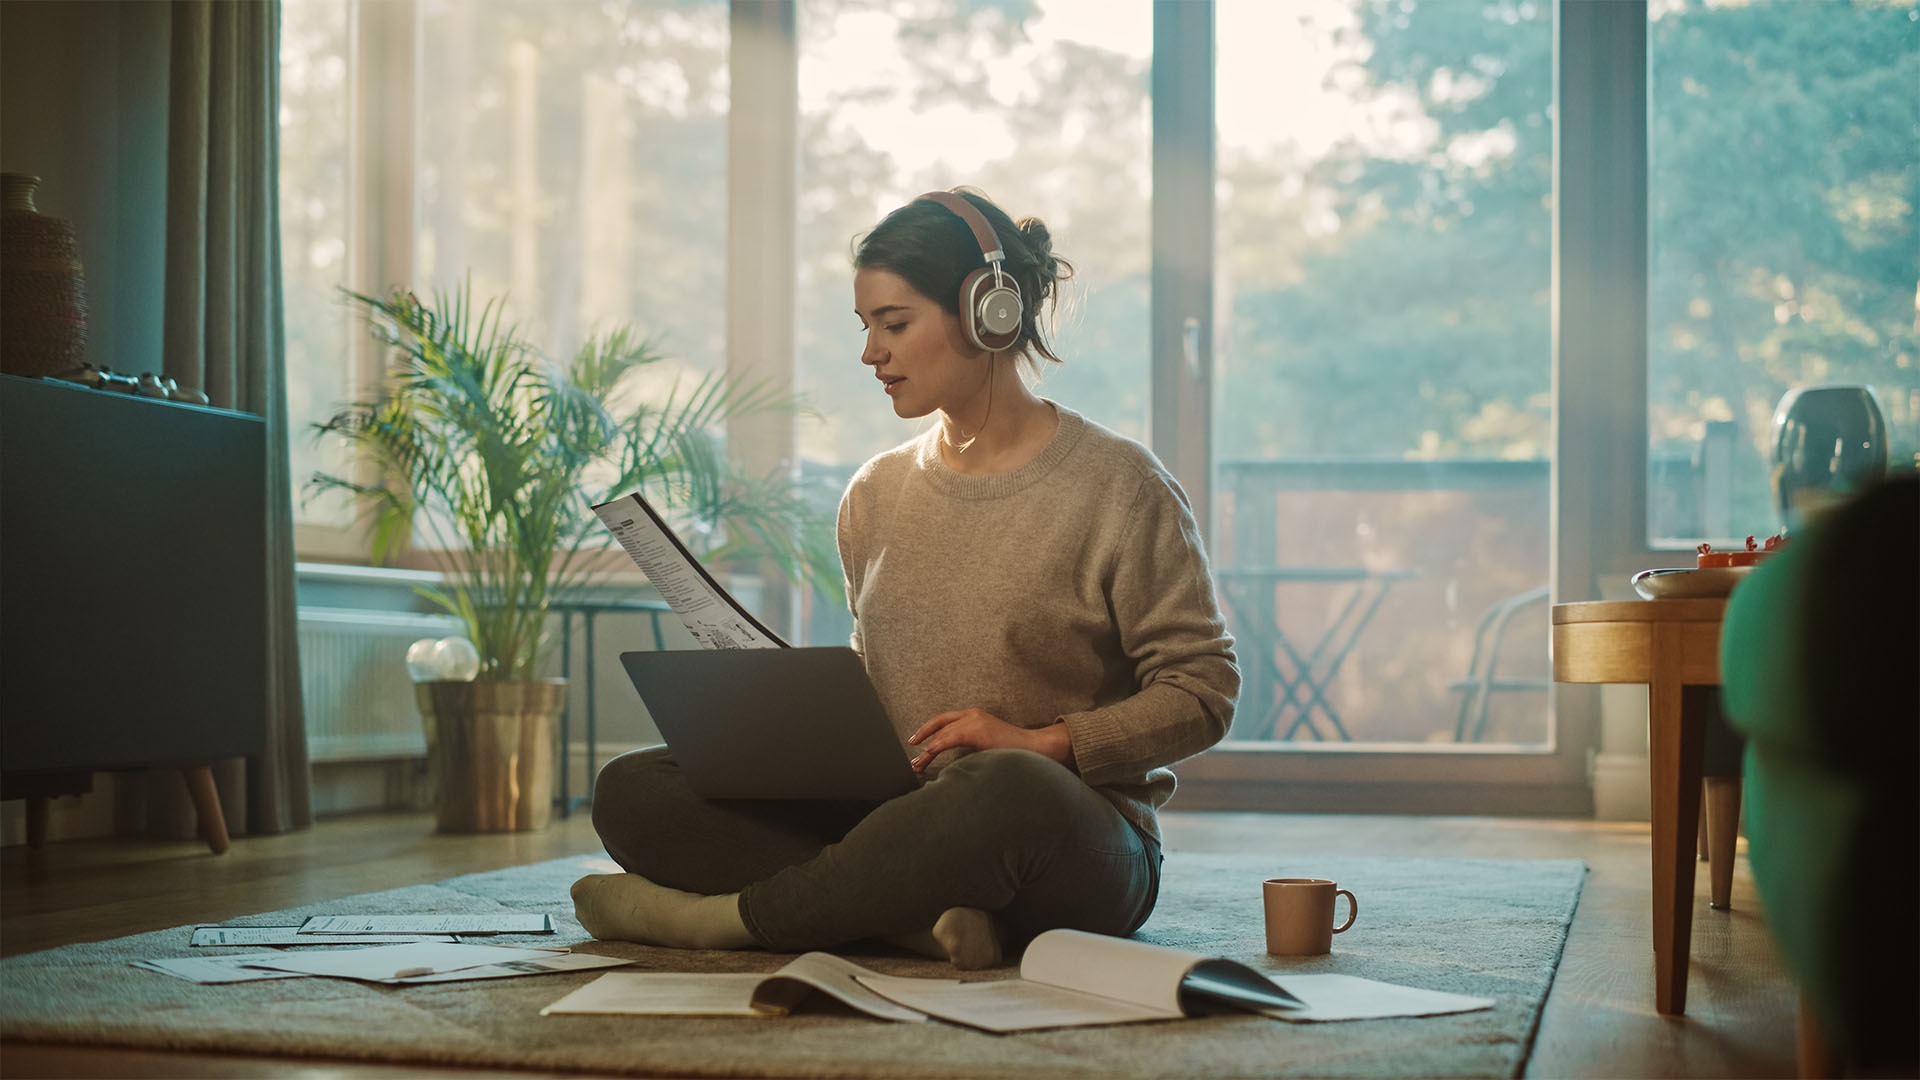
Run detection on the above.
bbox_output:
[311,284,835,832]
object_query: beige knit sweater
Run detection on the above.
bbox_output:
[836,404,1239,843]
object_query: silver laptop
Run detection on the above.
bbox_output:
[618,647,920,801]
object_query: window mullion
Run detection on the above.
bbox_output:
[347,0,416,388]
[1150,0,1216,539]
[727,0,800,637]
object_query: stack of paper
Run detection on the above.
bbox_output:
[136,913,624,986]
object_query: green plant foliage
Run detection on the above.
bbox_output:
[310,283,840,681]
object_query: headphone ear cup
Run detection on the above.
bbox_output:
[960,268,1022,352]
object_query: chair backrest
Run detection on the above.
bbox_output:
[1452,583,1551,741]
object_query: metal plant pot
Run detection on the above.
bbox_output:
[416,678,565,833]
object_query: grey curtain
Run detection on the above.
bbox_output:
[119,0,311,838]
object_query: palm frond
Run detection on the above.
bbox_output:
[309,283,834,680]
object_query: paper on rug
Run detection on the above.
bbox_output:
[0,852,1585,1079]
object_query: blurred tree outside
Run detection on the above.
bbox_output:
[1218,0,1554,464]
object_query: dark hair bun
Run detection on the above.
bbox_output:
[1014,217,1070,302]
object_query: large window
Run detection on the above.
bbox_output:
[1646,0,1919,545]
[1213,0,1554,752]
[279,0,1919,812]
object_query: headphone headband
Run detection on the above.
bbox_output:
[915,191,1006,265]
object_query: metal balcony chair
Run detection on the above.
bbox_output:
[1450,583,1551,742]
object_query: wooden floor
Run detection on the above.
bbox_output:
[0,810,1799,1079]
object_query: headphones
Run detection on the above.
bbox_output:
[915,191,1023,353]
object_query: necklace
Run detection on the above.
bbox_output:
[944,362,995,454]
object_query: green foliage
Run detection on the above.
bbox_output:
[310,284,840,681]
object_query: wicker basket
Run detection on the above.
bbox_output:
[1,173,90,378]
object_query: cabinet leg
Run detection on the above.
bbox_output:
[180,766,231,855]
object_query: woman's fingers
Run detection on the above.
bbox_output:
[908,709,1024,770]
[907,710,966,746]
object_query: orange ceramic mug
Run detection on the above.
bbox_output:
[1263,877,1358,956]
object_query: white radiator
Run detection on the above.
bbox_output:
[298,607,462,762]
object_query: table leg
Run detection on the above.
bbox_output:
[1704,775,1741,910]
[557,610,574,817]
[1222,579,1313,741]
[1308,579,1396,740]
[1272,630,1333,740]
[1272,586,1370,741]
[1648,634,1709,1015]
[1698,787,1711,862]
[1218,580,1275,740]
[585,612,600,803]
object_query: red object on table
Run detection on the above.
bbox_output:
[1696,535,1787,569]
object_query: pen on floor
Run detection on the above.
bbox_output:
[392,966,435,978]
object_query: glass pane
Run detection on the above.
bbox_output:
[1213,0,1554,748]
[415,0,729,381]
[280,0,356,528]
[795,0,1153,645]
[1647,0,1919,546]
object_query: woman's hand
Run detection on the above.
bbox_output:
[908,709,1075,773]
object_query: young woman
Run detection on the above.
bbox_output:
[573,188,1238,969]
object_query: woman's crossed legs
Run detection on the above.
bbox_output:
[574,746,1158,967]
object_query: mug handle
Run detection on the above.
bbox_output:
[1331,889,1358,934]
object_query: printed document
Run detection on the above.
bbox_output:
[134,954,309,984]
[240,941,563,983]
[592,491,787,649]
[297,914,553,936]
[190,925,457,947]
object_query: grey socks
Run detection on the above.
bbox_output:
[570,872,755,950]
[890,907,1004,970]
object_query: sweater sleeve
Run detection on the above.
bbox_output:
[1059,472,1239,787]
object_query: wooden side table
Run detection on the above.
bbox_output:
[1552,598,1727,1016]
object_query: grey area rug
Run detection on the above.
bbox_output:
[0,852,1585,1079]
